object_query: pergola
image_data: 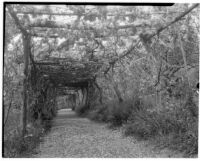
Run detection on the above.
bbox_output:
[7,5,107,136]
[6,4,199,136]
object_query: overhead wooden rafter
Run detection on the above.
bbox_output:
[30,31,138,39]
[15,10,146,17]
[28,20,95,29]
[28,20,147,31]
[16,9,197,17]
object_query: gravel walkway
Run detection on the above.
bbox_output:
[33,109,184,158]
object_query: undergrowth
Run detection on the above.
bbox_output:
[86,92,198,157]
[3,119,53,157]
[75,104,91,116]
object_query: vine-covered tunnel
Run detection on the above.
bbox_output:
[28,54,104,131]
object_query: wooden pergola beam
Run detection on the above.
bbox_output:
[17,11,79,16]
[28,20,97,29]
[15,11,137,17]
[31,33,59,38]
[28,19,145,30]
[29,24,140,30]
[30,32,138,39]
[16,10,195,17]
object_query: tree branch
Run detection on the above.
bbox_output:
[150,4,199,38]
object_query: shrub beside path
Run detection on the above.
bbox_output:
[32,109,184,158]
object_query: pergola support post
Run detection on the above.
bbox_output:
[22,33,31,136]
[81,87,89,107]
[85,87,89,107]
[7,5,31,137]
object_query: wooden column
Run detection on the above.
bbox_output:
[7,5,31,137]
[94,81,103,104]
[86,87,89,107]
[81,88,88,107]
[22,33,31,136]
[78,90,83,106]
[81,88,86,105]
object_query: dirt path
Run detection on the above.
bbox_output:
[33,109,184,158]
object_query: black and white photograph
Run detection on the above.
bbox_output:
[2,1,199,158]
